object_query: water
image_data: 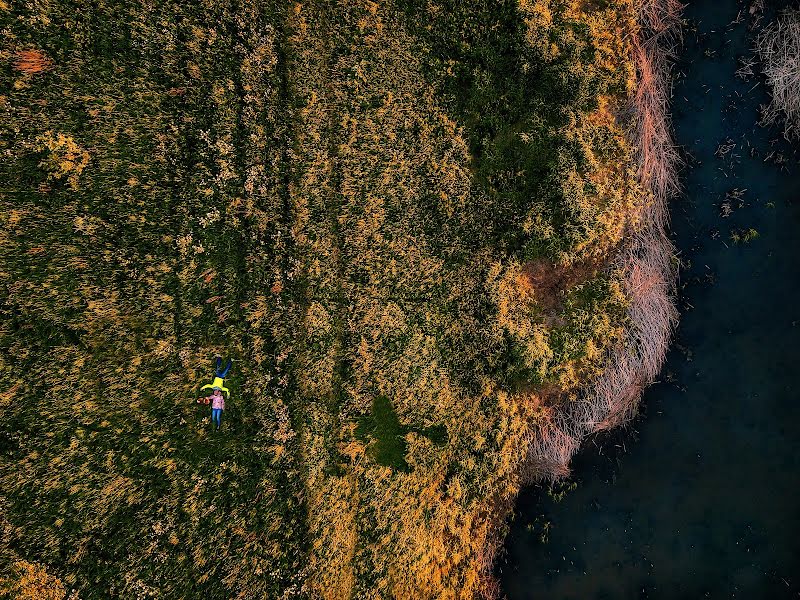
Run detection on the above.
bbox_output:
[499,0,800,597]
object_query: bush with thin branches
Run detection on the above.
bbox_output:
[755,7,800,140]
[523,0,684,481]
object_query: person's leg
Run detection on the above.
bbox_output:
[217,358,232,378]
[211,408,219,428]
[217,409,223,429]
[215,356,222,375]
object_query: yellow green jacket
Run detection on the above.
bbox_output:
[200,376,230,398]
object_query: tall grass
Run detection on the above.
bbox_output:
[522,0,684,481]
[0,0,680,596]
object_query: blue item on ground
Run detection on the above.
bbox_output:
[212,408,223,429]
[215,357,232,378]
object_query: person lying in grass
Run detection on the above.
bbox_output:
[197,356,232,430]
[203,387,226,430]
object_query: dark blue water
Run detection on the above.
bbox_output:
[499,0,800,598]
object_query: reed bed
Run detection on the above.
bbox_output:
[755,7,800,140]
[523,0,684,481]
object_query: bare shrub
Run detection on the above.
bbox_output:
[630,0,685,203]
[755,7,800,140]
[749,0,766,32]
[523,0,683,481]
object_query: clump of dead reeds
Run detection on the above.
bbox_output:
[523,0,684,481]
[630,0,685,203]
[755,7,800,140]
[13,49,53,75]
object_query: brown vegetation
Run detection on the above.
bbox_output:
[755,7,800,140]
[521,255,609,315]
[13,49,52,74]
[522,0,683,481]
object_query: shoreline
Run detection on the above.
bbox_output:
[521,0,684,486]
[497,0,800,592]
[484,0,685,595]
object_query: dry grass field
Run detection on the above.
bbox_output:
[0,0,679,597]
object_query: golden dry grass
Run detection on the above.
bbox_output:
[0,0,679,597]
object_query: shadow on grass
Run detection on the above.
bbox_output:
[356,395,447,471]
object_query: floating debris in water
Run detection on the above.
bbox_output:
[715,137,737,159]
[719,187,747,218]
[729,227,760,244]
[735,55,758,80]
[729,7,746,27]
